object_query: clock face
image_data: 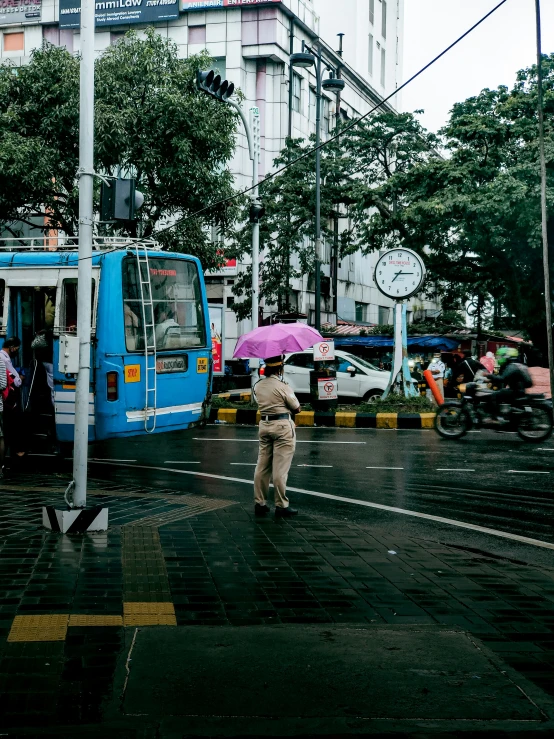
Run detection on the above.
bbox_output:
[374,248,426,299]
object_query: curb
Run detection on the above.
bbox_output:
[210,408,436,429]
[217,390,252,402]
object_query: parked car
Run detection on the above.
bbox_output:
[283,349,389,402]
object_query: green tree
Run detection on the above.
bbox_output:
[0,31,239,270]
[228,131,358,320]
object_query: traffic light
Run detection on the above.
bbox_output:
[196,69,235,102]
[100,178,144,222]
[249,199,265,224]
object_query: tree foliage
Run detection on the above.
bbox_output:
[0,31,239,269]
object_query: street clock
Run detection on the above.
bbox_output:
[374,248,426,299]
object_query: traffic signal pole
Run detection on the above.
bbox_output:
[73,0,95,508]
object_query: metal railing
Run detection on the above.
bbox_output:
[0,236,161,252]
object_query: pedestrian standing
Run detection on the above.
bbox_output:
[253,355,301,518]
[1,338,26,464]
[427,352,446,402]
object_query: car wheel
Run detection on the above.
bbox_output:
[363,389,383,403]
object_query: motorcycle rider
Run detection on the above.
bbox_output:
[485,347,532,421]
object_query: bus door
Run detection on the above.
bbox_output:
[53,271,99,443]
[4,269,60,449]
[121,256,211,432]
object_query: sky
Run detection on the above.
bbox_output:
[402,0,554,133]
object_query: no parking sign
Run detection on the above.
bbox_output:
[313,340,335,362]
[318,377,337,400]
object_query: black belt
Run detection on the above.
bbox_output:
[260,413,290,422]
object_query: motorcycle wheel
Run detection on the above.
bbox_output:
[517,406,553,442]
[435,403,471,439]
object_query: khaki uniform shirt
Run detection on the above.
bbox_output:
[254,376,300,416]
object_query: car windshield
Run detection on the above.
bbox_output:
[344,353,381,373]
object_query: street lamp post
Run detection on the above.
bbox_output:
[290,43,344,332]
[196,71,262,329]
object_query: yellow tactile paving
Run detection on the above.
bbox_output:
[123,602,177,626]
[68,614,123,627]
[8,614,69,642]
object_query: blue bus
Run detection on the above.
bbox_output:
[0,238,213,446]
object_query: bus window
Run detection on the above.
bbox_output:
[122,257,206,352]
[59,279,96,334]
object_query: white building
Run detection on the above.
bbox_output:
[0,0,438,361]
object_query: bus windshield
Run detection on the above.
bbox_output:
[123,257,206,352]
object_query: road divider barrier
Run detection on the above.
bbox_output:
[209,407,436,429]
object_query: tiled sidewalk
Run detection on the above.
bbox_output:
[0,474,553,731]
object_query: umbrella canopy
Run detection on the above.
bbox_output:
[233,322,323,359]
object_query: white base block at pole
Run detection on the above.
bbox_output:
[42,506,108,533]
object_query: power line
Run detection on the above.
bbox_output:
[3,0,509,266]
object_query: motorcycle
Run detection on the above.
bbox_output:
[435,381,553,442]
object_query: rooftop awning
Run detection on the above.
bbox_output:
[331,335,460,351]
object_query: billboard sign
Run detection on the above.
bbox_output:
[59,0,178,28]
[207,253,237,277]
[208,303,225,376]
[180,0,280,10]
[0,0,41,25]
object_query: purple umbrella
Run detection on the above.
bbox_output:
[233,322,323,359]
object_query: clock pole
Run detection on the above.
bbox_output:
[382,301,418,399]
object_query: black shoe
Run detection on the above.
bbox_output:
[275,506,298,518]
[254,503,270,517]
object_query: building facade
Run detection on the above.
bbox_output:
[0,0,438,361]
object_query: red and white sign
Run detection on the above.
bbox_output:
[181,0,280,9]
[318,378,337,401]
[313,340,335,362]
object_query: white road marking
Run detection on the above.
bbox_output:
[297,464,333,468]
[508,470,550,475]
[90,458,137,462]
[366,466,404,470]
[537,448,554,451]
[164,461,201,464]
[89,461,554,551]
[436,468,475,472]
[230,463,257,466]
[194,438,366,445]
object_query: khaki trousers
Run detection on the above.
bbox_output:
[254,418,296,508]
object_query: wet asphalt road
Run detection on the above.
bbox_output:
[87,424,554,568]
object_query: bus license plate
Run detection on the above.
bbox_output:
[156,356,188,374]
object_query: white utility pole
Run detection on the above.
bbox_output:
[73,0,95,508]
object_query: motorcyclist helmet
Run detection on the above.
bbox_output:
[495,346,519,367]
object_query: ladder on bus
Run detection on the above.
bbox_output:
[135,244,157,432]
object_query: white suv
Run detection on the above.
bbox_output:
[283,349,389,402]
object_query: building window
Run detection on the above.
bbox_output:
[355,302,368,322]
[212,57,226,80]
[308,87,317,121]
[378,306,391,324]
[380,47,386,87]
[381,0,387,39]
[110,32,125,45]
[4,32,24,53]
[369,0,374,25]
[368,34,373,76]
[188,25,206,45]
[292,73,301,113]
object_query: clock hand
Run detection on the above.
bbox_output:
[391,270,403,283]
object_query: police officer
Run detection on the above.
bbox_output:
[253,355,301,518]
